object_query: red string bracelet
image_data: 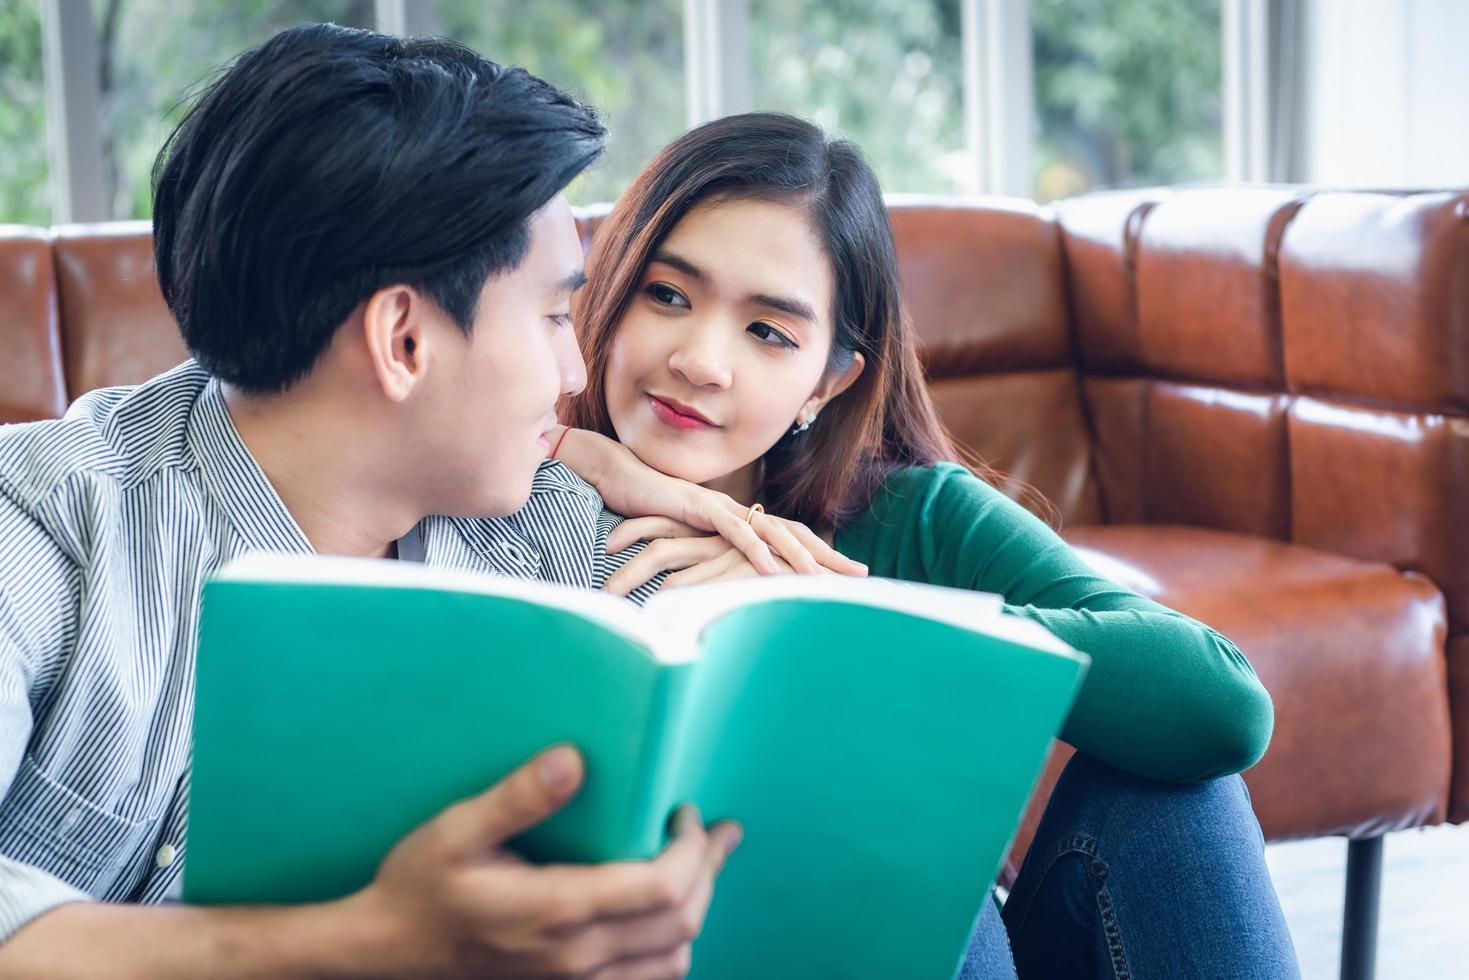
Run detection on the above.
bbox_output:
[549,426,572,460]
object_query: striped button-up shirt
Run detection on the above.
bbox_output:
[0,360,631,941]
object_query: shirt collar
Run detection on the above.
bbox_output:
[186,374,315,556]
[423,514,543,580]
[184,367,559,578]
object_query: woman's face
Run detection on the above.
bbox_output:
[604,197,857,495]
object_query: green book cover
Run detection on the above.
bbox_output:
[187,555,1088,978]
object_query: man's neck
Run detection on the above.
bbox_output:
[221,384,417,559]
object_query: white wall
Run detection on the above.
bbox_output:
[1300,0,1469,187]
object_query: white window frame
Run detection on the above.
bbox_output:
[1223,0,1272,182]
[375,0,438,38]
[962,0,1033,198]
[41,0,107,223]
[683,0,751,126]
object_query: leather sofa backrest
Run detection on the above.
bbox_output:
[887,198,1099,526]
[52,221,185,397]
[1058,187,1469,633]
[4,191,1465,633]
[0,226,66,422]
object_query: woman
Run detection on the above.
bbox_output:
[553,113,1299,978]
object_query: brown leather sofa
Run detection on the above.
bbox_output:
[3,187,1466,978]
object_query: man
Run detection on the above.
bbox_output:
[0,25,740,978]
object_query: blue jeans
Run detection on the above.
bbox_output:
[958,753,1301,979]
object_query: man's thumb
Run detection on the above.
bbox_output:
[438,744,584,856]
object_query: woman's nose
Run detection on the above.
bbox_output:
[668,327,732,389]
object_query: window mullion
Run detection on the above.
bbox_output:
[962,0,1033,198]
[41,0,108,222]
[684,0,751,127]
[375,0,438,38]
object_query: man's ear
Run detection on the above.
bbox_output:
[361,285,426,403]
[805,351,866,417]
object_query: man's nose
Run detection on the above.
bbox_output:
[557,327,587,397]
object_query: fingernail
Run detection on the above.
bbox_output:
[538,746,579,793]
[723,825,744,855]
[666,803,700,835]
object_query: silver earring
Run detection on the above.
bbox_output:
[791,413,814,435]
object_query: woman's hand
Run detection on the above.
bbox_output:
[603,534,795,597]
[602,528,799,599]
[602,513,863,597]
[553,426,867,578]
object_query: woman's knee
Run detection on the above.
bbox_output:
[1045,752,1261,847]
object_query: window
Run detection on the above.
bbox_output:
[440,0,685,205]
[0,0,49,223]
[1032,0,1224,202]
[2,1,1239,222]
[750,0,966,194]
[95,0,374,219]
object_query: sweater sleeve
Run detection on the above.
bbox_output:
[836,464,1274,783]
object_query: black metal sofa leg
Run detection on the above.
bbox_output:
[1339,835,1384,980]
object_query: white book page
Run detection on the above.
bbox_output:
[214,556,1082,667]
[645,575,1084,663]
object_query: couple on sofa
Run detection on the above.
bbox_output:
[0,23,1299,979]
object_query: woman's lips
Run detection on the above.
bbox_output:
[648,394,716,431]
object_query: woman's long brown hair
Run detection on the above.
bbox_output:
[567,113,1026,532]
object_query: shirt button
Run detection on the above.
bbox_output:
[57,808,82,835]
[155,843,177,869]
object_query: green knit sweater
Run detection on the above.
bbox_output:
[833,463,1273,784]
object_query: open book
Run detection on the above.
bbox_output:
[187,554,1088,979]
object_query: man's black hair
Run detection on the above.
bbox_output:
[152,23,606,393]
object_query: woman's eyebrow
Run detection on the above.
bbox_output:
[650,250,704,280]
[652,249,815,323]
[749,292,816,324]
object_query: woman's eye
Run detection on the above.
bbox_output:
[647,282,689,308]
[748,321,797,350]
[548,313,572,329]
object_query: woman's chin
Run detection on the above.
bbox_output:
[624,439,712,485]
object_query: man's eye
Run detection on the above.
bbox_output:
[647,283,689,308]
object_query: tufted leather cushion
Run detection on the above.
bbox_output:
[890,199,1100,525]
[0,227,67,423]
[1000,525,1452,887]
[1056,186,1468,824]
[52,222,185,395]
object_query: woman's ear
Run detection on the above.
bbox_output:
[362,285,427,403]
[804,351,866,418]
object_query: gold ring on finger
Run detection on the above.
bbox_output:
[744,502,765,524]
